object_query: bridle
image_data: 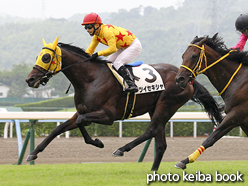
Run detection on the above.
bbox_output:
[33,46,89,86]
[33,46,61,86]
[180,44,241,95]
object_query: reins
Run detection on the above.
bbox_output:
[181,44,241,96]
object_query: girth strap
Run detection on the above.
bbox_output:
[121,92,136,120]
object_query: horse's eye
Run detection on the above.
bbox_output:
[191,54,198,59]
[41,54,51,63]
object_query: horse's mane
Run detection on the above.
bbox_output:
[192,34,248,64]
[58,42,108,64]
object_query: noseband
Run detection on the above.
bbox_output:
[181,44,241,96]
[32,66,53,86]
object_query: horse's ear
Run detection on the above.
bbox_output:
[51,36,59,50]
[212,33,218,40]
[42,38,47,47]
[198,36,208,46]
[191,36,198,44]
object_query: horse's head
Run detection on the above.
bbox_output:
[26,36,62,88]
[175,36,208,89]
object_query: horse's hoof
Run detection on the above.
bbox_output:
[174,162,186,169]
[151,167,158,171]
[26,154,38,162]
[112,149,124,157]
[95,138,104,148]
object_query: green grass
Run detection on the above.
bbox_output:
[0,161,247,186]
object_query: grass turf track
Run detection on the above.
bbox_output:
[0,161,248,186]
[0,161,247,186]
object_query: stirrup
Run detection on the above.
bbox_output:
[125,82,138,93]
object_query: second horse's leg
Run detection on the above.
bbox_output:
[175,116,238,169]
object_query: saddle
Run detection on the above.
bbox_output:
[107,61,143,87]
[125,61,143,81]
[107,61,143,120]
[107,61,165,119]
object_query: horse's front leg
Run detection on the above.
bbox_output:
[76,122,104,148]
[27,112,79,162]
[76,110,114,148]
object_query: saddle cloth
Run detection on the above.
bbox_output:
[107,63,165,94]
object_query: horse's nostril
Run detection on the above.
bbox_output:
[176,76,185,84]
[179,77,185,83]
[26,77,35,86]
[26,78,32,83]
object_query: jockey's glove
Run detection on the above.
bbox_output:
[88,53,98,61]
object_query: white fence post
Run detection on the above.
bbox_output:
[57,122,60,138]
[65,131,70,138]
[119,121,122,138]
[170,121,173,138]
[4,122,9,138]
[3,122,14,138]
[193,121,197,138]
[10,122,13,138]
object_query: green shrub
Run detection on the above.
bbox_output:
[14,96,74,111]
[0,121,246,138]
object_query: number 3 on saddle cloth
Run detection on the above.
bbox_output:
[107,61,165,120]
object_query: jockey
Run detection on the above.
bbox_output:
[232,13,248,51]
[82,12,142,93]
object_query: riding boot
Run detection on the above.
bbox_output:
[117,66,138,93]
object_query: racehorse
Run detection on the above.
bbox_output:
[26,36,223,171]
[175,33,248,169]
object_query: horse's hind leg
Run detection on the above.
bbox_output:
[113,110,172,165]
[151,124,167,171]
[112,120,162,157]
[26,113,79,162]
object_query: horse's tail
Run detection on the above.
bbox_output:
[191,80,224,126]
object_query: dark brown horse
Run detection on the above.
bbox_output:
[175,33,248,169]
[26,37,223,171]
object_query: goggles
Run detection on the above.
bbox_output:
[85,24,94,30]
